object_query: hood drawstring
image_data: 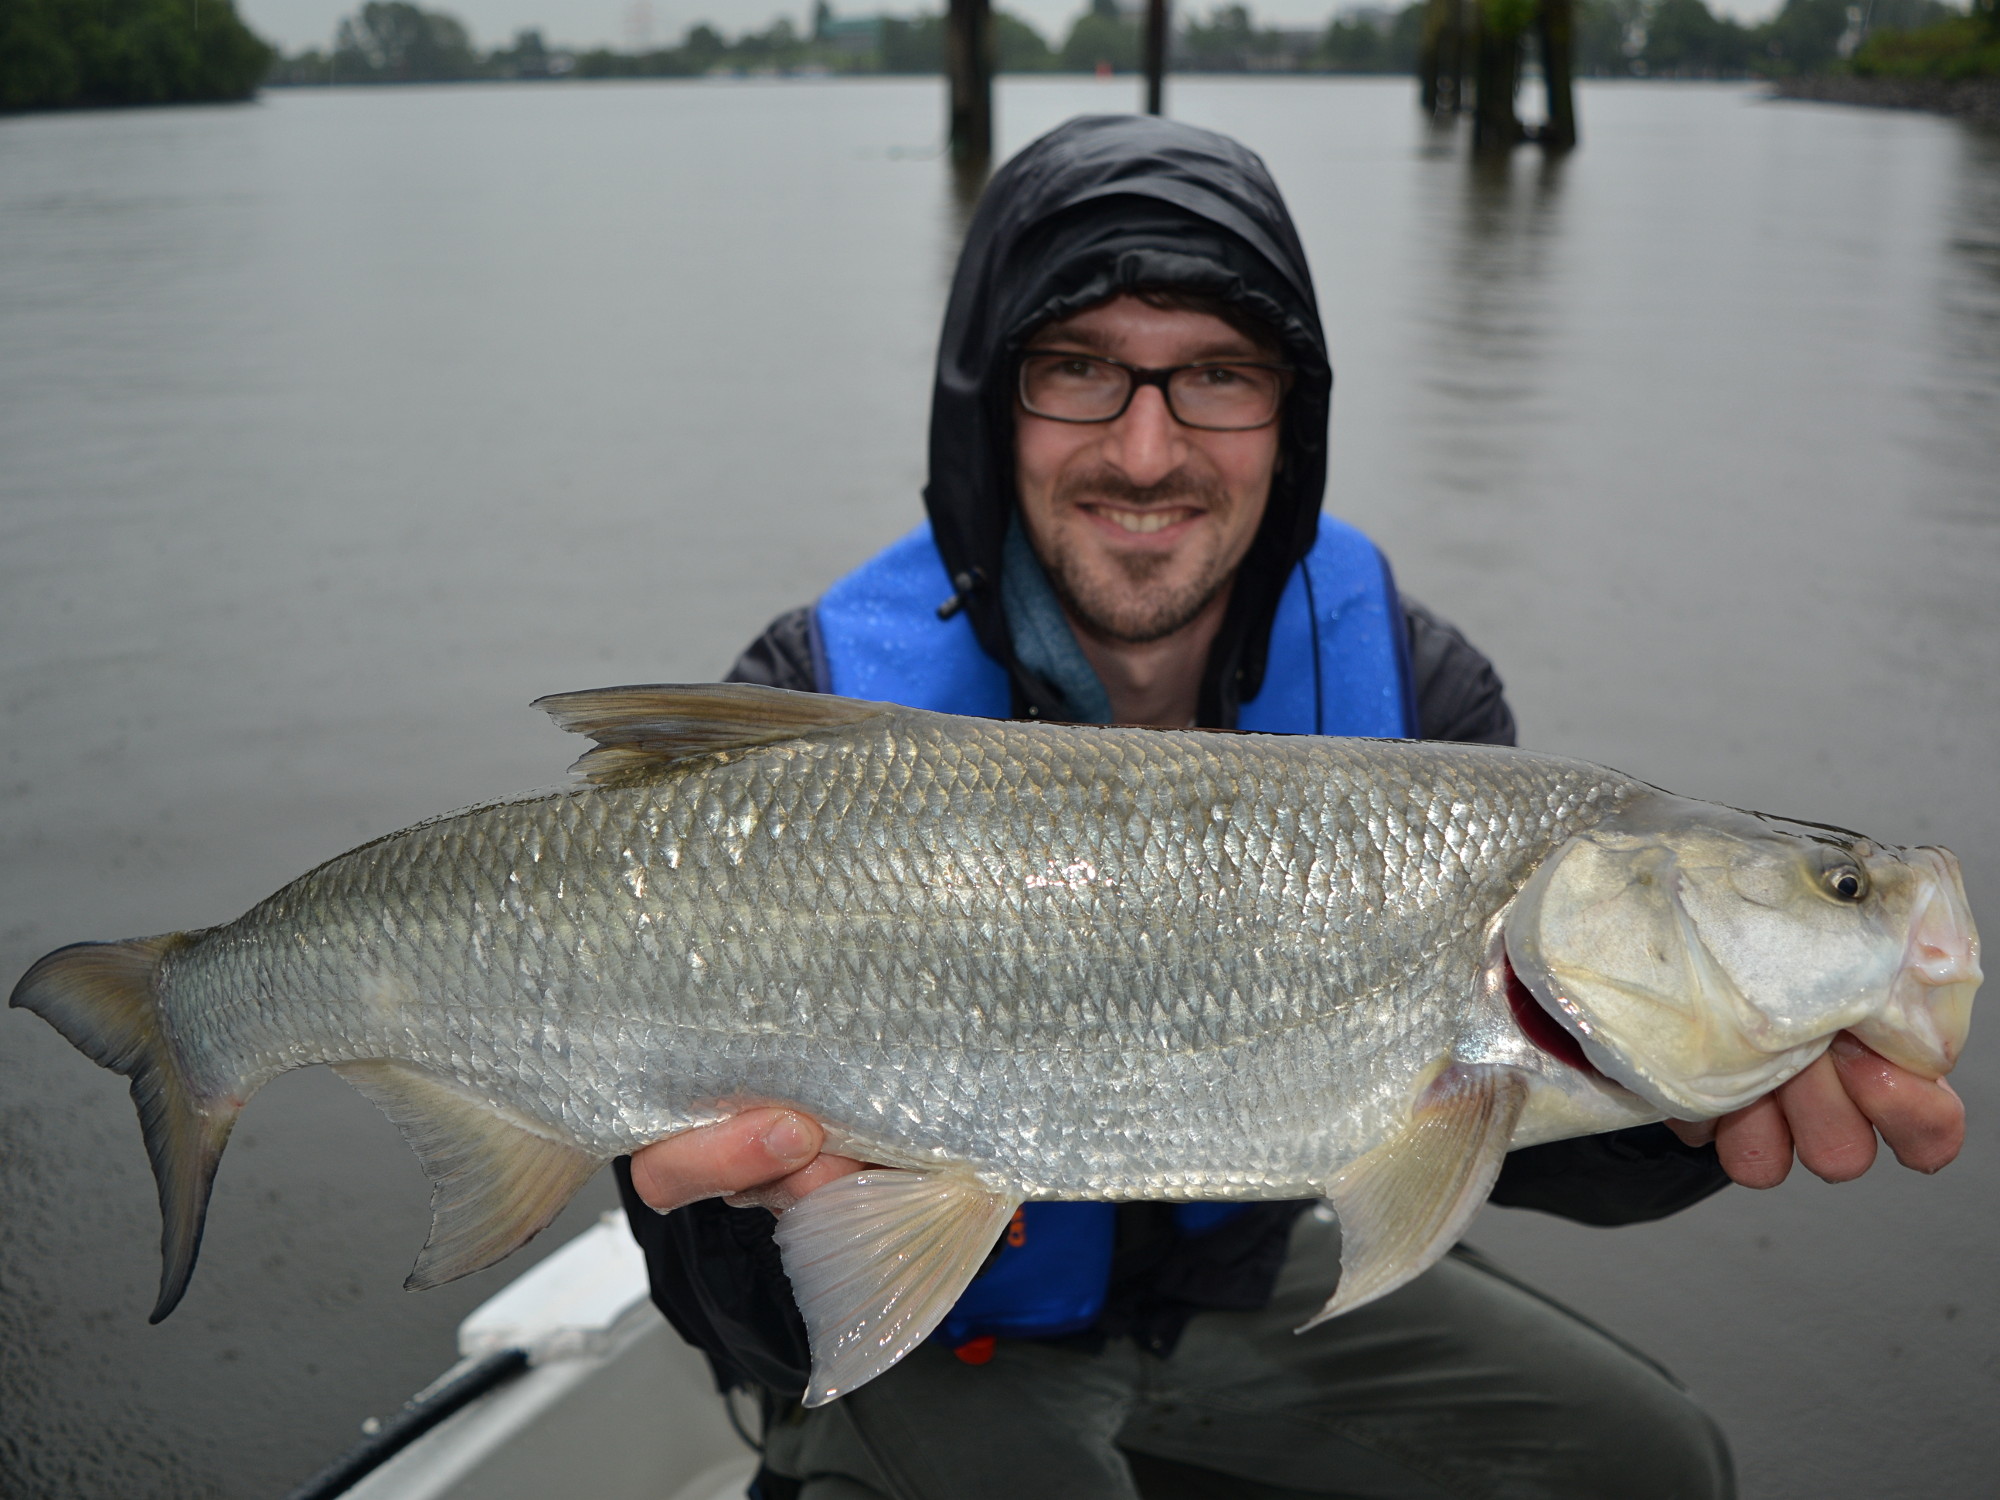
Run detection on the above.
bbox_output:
[934,568,986,621]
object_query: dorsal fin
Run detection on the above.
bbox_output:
[532,682,891,784]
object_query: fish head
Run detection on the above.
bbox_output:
[1504,792,1979,1119]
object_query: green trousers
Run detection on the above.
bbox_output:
[761,1214,1734,1500]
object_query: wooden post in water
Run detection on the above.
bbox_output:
[1537,0,1577,150]
[1470,0,1525,151]
[1419,0,1443,114]
[1421,0,1573,149]
[1143,0,1168,115]
[947,0,993,168]
[1418,0,1465,115]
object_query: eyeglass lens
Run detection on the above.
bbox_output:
[1020,355,1283,430]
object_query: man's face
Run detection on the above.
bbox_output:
[1014,294,1281,646]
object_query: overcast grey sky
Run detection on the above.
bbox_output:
[239,0,1787,63]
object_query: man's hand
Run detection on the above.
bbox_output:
[1669,1032,1965,1189]
[627,1107,862,1216]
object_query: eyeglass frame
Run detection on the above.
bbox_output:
[1015,349,1295,431]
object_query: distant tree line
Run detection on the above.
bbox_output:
[263,0,1989,92]
[565,1,1127,80]
[1850,0,2000,76]
[263,0,1445,83]
[270,1,516,83]
[1,0,272,110]
[1572,0,1957,78]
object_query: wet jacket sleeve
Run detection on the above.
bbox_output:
[613,1159,811,1394]
[1402,597,1732,1222]
[1407,600,1516,747]
[720,606,821,693]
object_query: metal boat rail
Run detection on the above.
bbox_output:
[284,1213,755,1500]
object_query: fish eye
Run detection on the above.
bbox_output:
[1823,864,1868,902]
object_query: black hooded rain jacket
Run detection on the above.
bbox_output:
[616,116,1727,1399]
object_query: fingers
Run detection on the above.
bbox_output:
[724,1153,868,1215]
[1665,1118,1717,1148]
[1696,1033,1967,1191]
[1772,1051,1877,1184]
[627,1108,825,1214]
[1710,1094,1795,1189]
[1829,1032,1965,1175]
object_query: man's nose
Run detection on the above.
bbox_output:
[1102,384,1185,486]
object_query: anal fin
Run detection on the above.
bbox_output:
[772,1169,1018,1406]
[333,1060,601,1290]
[1300,1061,1529,1331]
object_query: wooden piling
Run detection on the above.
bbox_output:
[947,0,993,167]
[1420,0,1578,151]
[1537,0,1577,150]
[1143,0,1168,115]
[1419,0,1466,115]
[1419,0,1441,114]
[1470,0,1525,151]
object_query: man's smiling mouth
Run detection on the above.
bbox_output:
[1091,506,1201,535]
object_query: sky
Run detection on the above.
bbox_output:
[238,0,1791,61]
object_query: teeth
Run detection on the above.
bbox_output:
[1106,510,1187,534]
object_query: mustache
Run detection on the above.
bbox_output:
[1053,466,1220,510]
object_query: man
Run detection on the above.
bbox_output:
[617,117,1962,1499]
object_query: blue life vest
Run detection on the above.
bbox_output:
[814,518,1413,1346]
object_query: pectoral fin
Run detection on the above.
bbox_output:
[1300,1061,1529,1331]
[333,1060,602,1290]
[772,1169,1018,1407]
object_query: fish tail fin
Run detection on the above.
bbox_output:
[10,932,239,1323]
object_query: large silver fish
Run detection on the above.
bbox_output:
[12,685,1980,1404]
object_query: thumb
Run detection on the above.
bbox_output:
[628,1109,824,1214]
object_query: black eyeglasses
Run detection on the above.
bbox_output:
[1018,350,1292,431]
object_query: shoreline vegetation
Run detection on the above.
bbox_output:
[1769,0,2000,122]
[258,0,1988,89]
[1,0,1994,118]
[1775,71,2000,120]
[1,0,271,110]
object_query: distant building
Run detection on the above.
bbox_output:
[1337,5,1397,34]
[819,15,885,53]
[1253,28,1323,70]
[813,3,885,54]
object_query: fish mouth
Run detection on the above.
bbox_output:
[1850,846,1980,1078]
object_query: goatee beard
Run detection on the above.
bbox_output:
[1037,468,1237,646]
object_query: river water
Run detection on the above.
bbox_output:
[1,76,1995,1499]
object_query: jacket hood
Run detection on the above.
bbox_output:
[924,113,1334,725]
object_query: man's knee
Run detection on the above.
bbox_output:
[762,1339,1144,1500]
[1144,1231,1733,1500]
[792,1477,893,1500]
[1332,1247,1736,1500]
